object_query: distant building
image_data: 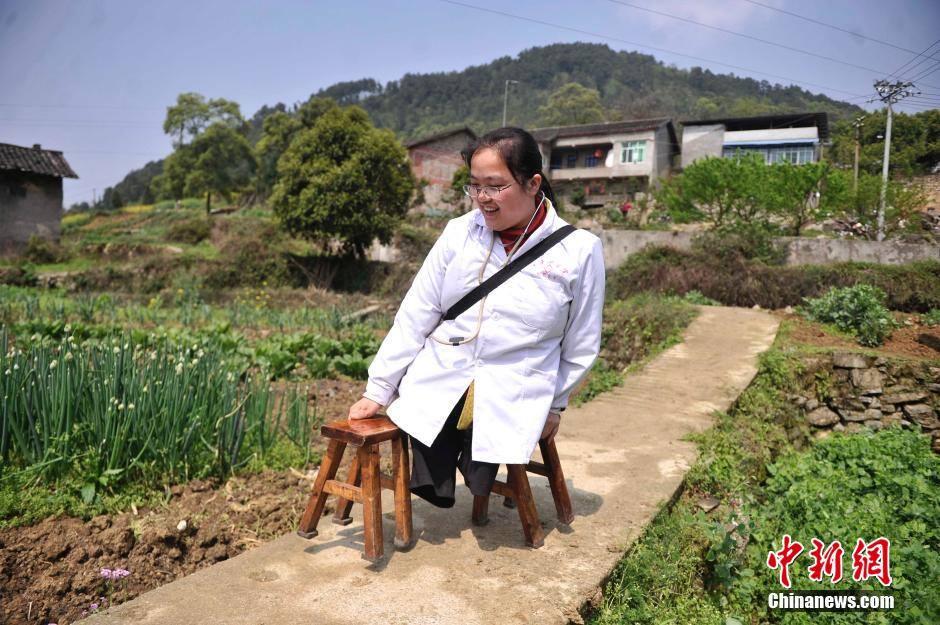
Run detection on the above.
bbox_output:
[406,126,477,213]
[680,112,830,168]
[532,118,679,209]
[0,142,78,253]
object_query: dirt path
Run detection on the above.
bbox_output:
[84,306,779,625]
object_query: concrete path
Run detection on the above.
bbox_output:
[88,306,779,625]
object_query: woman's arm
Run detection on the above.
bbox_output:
[550,236,606,412]
[361,220,457,407]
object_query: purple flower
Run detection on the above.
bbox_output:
[90,603,99,611]
[100,567,113,579]
[113,568,131,579]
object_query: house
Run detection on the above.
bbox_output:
[406,126,477,212]
[680,112,829,168]
[0,142,78,253]
[532,118,679,209]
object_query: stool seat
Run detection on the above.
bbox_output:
[321,416,402,446]
[297,416,413,563]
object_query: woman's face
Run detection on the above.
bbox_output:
[469,147,542,231]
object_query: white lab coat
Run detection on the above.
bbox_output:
[363,199,605,464]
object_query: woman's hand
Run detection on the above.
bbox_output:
[540,411,561,440]
[349,397,383,421]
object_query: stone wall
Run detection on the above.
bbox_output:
[599,229,940,270]
[794,352,939,453]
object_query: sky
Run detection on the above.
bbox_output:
[1,0,938,208]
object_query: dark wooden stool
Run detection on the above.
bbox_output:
[297,416,413,562]
[470,436,574,548]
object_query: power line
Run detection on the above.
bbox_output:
[908,60,940,84]
[886,39,940,81]
[740,0,940,62]
[437,0,868,99]
[605,0,896,77]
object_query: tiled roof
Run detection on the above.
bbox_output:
[531,117,674,143]
[0,142,78,178]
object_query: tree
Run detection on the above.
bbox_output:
[656,154,768,227]
[270,106,415,257]
[255,97,339,197]
[537,83,607,126]
[162,92,245,148]
[152,123,256,213]
[837,171,927,240]
[763,161,848,236]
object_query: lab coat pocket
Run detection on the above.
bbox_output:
[511,274,571,334]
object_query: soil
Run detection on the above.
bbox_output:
[776,311,940,361]
[0,378,372,625]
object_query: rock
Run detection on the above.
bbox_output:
[882,392,928,405]
[177,519,188,532]
[928,383,940,393]
[868,398,882,409]
[874,357,888,367]
[882,413,903,427]
[206,544,229,563]
[833,423,846,432]
[863,408,883,421]
[840,410,869,422]
[844,422,865,434]
[851,368,883,394]
[814,429,831,440]
[806,407,840,427]
[167,546,183,560]
[804,398,820,412]
[697,496,720,513]
[903,404,940,429]
[864,420,884,431]
[831,397,866,413]
[933,436,940,454]
[833,352,868,369]
[882,404,896,413]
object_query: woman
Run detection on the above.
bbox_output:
[347,127,605,509]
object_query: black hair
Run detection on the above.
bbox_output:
[461,126,556,206]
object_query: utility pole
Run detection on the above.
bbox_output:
[852,115,865,194]
[872,80,917,241]
[502,79,518,127]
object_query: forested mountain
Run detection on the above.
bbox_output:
[328,42,864,140]
[99,42,867,207]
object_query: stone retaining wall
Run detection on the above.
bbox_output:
[793,352,939,453]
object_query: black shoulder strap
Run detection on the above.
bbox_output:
[441,225,577,322]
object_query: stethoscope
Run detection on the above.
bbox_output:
[430,191,547,347]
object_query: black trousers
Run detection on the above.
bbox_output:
[406,386,500,509]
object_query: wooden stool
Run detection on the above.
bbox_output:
[470,436,574,548]
[297,416,413,562]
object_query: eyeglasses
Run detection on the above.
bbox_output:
[463,182,514,199]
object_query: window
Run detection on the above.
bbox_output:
[566,153,578,168]
[550,153,562,170]
[621,140,645,164]
[723,145,814,165]
[584,155,600,167]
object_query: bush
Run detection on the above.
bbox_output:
[691,222,786,265]
[800,285,898,346]
[23,235,67,264]
[609,246,940,312]
[924,309,940,326]
[166,218,211,244]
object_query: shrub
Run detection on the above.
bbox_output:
[609,246,940,313]
[166,218,211,244]
[691,222,786,265]
[800,284,898,346]
[923,309,940,326]
[23,234,67,264]
[0,265,38,287]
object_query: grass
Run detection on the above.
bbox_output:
[586,325,940,625]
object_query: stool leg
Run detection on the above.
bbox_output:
[298,439,346,539]
[539,438,574,525]
[472,494,489,526]
[332,452,361,526]
[392,434,414,550]
[502,469,516,509]
[359,443,384,562]
[507,464,545,548]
